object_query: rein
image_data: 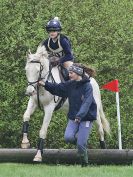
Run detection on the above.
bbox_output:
[47,63,59,103]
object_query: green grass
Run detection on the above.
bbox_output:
[0,163,132,177]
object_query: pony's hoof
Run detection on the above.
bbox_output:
[21,142,30,149]
[33,156,42,163]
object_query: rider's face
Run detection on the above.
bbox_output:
[69,71,82,81]
[48,31,58,39]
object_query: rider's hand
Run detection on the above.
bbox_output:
[51,60,59,67]
[49,56,60,67]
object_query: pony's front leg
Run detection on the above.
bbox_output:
[21,97,37,148]
[33,103,55,162]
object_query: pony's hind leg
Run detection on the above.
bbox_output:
[21,97,37,148]
[96,112,106,149]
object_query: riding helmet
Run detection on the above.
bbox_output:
[45,17,62,32]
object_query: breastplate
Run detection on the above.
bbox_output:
[47,35,64,57]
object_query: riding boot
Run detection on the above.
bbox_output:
[61,66,69,81]
[37,138,45,155]
[79,150,88,167]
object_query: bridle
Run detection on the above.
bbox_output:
[27,60,46,86]
[27,60,59,109]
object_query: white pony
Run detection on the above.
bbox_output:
[21,46,110,162]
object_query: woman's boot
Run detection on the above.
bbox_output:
[80,150,88,167]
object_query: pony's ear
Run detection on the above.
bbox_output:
[28,49,32,54]
[26,49,34,62]
[26,49,31,61]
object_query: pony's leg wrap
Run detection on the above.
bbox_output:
[37,138,45,155]
[22,121,29,133]
[21,121,30,148]
[33,138,44,162]
[99,140,106,149]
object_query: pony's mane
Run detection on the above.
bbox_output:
[26,45,49,64]
[36,45,48,58]
[26,45,49,71]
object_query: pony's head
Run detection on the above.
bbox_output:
[25,46,49,96]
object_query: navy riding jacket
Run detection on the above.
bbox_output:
[44,78,97,121]
[42,34,74,64]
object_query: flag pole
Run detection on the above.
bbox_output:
[116,91,122,150]
[101,79,122,150]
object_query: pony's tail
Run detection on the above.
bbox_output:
[99,102,110,135]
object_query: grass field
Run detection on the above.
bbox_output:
[0,163,132,177]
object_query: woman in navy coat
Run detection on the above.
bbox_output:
[39,64,97,167]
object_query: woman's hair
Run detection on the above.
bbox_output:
[73,63,96,77]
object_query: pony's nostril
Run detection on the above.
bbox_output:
[32,90,35,94]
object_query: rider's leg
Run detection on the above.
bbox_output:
[61,61,73,81]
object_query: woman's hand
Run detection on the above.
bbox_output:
[38,80,45,87]
[75,117,81,123]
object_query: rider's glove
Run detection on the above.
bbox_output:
[51,60,60,67]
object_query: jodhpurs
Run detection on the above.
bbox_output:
[64,120,93,154]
